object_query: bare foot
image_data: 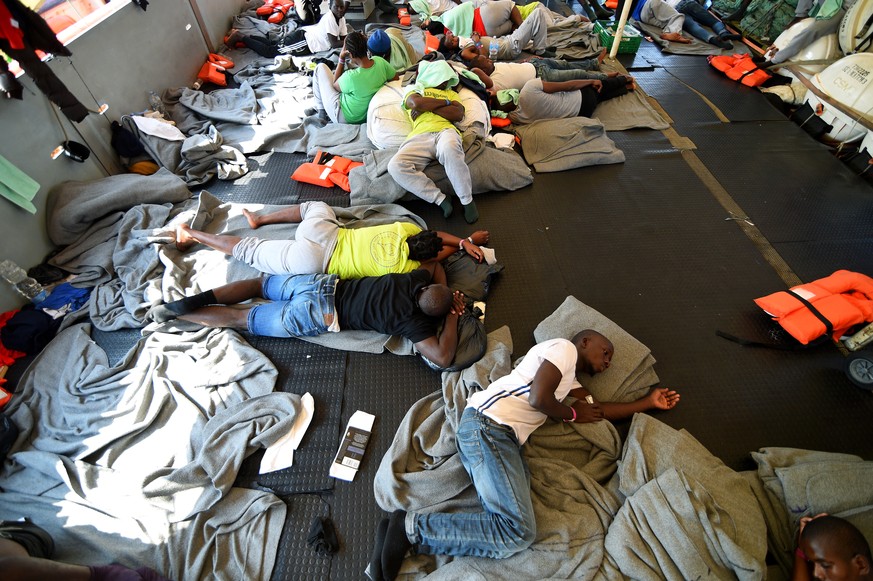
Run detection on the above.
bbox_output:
[470,230,490,245]
[597,47,607,64]
[225,29,243,49]
[175,224,197,251]
[660,32,692,44]
[242,209,261,229]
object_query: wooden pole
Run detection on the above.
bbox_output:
[608,0,635,60]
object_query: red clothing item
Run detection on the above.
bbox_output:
[0,0,25,49]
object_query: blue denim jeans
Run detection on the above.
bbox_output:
[410,407,536,558]
[247,273,337,338]
[676,0,725,42]
[531,57,606,82]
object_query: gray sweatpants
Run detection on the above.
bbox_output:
[312,63,346,123]
[641,0,685,35]
[488,5,550,59]
[231,201,341,274]
[387,129,473,206]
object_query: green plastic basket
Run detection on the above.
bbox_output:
[594,21,642,54]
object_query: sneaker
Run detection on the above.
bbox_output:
[536,48,557,58]
[710,36,733,50]
[303,107,318,116]
[719,32,744,41]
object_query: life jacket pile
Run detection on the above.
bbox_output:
[197,54,235,87]
[754,270,873,344]
[708,53,772,88]
[291,151,363,192]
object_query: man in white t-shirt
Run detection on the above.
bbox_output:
[368,330,681,580]
[498,75,634,124]
[225,0,349,58]
[468,52,608,92]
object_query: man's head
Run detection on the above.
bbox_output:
[489,89,518,113]
[330,0,348,19]
[571,330,614,376]
[425,20,446,35]
[417,284,453,317]
[406,229,443,261]
[469,54,495,75]
[367,29,391,59]
[345,30,369,59]
[438,31,459,54]
[800,516,872,581]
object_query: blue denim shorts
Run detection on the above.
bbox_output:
[247,273,338,338]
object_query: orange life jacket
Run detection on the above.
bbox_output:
[292,152,363,190]
[197,61,227,87]
[754,270,873,344]
[708,53,771,88]
[424,32,440,54]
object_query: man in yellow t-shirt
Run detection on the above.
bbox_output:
[387,60,479,224]
[173,201,490,276]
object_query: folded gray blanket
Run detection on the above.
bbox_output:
[516,117,626,173]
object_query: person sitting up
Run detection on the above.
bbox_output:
[0,519,171,581]
[641,0,741,49]
[306,31,398,123]
[437,6,556,63]
[387,60,479,224]
[366,28,420,74]
[367,330,681,580]
[468,51,608,92]
[493,75,635,125]
[794,514,872,581]
[148,262,465,369]
[766,0,852,65]
[173,201,490,278]
[224,0,349,58]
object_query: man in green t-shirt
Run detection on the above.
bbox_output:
[387,60,479,224]
[309,31,398,123]
[173,201,490,277]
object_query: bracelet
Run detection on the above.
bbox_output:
[458,239,465,250]
[445,98,451,106]
[467,236,474,245]
[563,405,576,423]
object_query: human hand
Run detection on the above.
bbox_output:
[463,241,484,262]
[472,32,481,42]
[590,80,603,93]
[646,387,680,410]
[339,47,350,60]
[572,399,604,423]
[450,290,466,315]
[470,230,490,245]
[798,513,829,538]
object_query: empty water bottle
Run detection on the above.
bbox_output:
[489,40,498,60]
[0,260,46,303]
[147,90,167,116]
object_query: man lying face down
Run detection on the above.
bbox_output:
[368,330,681,580]
[148,262,465,369]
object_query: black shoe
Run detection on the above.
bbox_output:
[593,4,614,19]
[719,31,743,41]
[303,107,318,116]
[710,36,733,50]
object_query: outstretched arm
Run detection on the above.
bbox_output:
[469,67,494,89]
[413,290,465,368]
[595,387,680,420]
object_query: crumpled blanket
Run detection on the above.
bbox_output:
[743,447,873,577]
[516,117,626,173]
[348,132,533,205]
[0,321,290,580]
[547,16,603,60]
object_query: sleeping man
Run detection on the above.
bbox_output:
[368,329,681,580]
[148,262,465,369]
[491,76,634,124]
[174,201,490,278]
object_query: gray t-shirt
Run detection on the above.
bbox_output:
[509,79,582,125]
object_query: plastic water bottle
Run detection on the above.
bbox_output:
[147,90,167,116]
[0,260,46,303]
[489,40,498,61]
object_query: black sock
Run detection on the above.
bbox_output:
[381,510,412,581]
[365,518,388,580]
[167,290,217,316]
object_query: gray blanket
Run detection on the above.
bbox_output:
[745,447,873,578]
[516,117,626,173]
[348,132,534,205]
[374,325,767,579]
[0,321,292,580]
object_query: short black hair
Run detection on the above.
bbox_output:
[571,329,606,346]
[344,30,368,58]
[418,284,453,317]
[406,229,442,261]
[426,21,446,35]
[802,516,872,562]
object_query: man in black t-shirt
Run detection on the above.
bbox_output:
[148,262,465,369]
